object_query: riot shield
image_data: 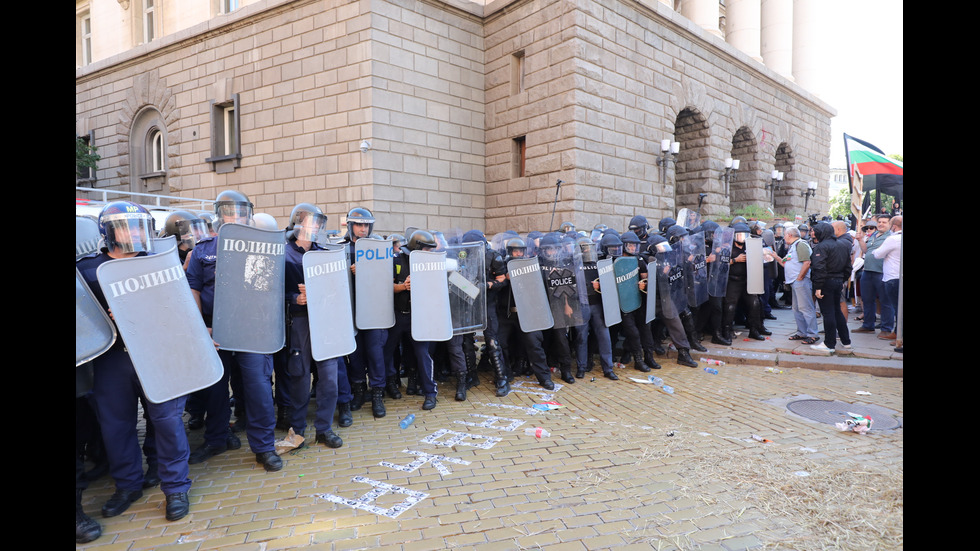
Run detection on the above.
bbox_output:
[212,223,287,354]
[76,216,101,259]
[656,248,687,319]
[745,236,765,295]
[446,242,487,335]
[76,268,116,366]
[152,235,177,254]
[676,208,701,230]
[541,248,585,329]
[96,247,223,403]
[613,256,641,314]
[354,238,396,330]
[707,228,734,298]
[681,232,709,308]
[409,250,453,341]
[644,259,658,324]
[508,257,554,332]
[303,249,356,361]
[596,258,622,327]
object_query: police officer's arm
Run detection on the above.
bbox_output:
[396,275,410,292]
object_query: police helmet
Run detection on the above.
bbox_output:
[732,222,751,243]
[730,215,748,227]
[161,210,209,250]
[252,213,279,231]
[99,201,154,254]
[388,233,406,251]
[620,230,641,256]
[461,229,487,245]
[406,229,437,251]
[345,207,375,239]
[505,237,527,258]
[658,217,676,234]
[558,221,576,234]
[214,190,253,230]
[577,237,598,263]
[287,203,327,241]
[600,232,623,258]
[628,215,649,237]
[666,224,689,245]
[646,234,671,254]
[539,234,562,262]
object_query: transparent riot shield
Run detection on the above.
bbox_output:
[354,238,396,330]
[508,257,554,332]
[212,223,287,354]
[644,259,658,324]
[303,249,356,361]
[746,236,765,295]
[676,208,701,230]
[656,247,687,320]
[541,246,585,329]
[76,216,101,259]
[613,256,641,314]
[409,250,453,341]
[708,227,734,298]
[76,268,116,366]
[681,232,709,308]
[447,242,487,335]
[96,246,223,403]
[151,235,178,254]
[596,258,622,327]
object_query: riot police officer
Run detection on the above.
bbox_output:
[76,201,192,521]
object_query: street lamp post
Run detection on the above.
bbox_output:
[656,139,680,183]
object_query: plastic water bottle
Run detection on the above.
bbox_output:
[399,414,415,429]
[765,367,783,374]
[701,358,725,366]
[524,427,550,438]
[704,367,719,375]
[661,385,674,395]
[648,375,664,386]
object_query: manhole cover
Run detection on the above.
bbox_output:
[786,399,902,430]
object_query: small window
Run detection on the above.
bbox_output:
[513,136,526,178]
[144,0,156,42]
[76,131,98,184]
[511,51,526,95]
[222,0,240,14]
[207,94,242,173]
[81,14,92,66]
[149,129,165,173]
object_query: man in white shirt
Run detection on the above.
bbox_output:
[872,216,902,341]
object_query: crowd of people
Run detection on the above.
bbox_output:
[76,190,903,543]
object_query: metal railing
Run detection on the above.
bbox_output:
[75,187,215,213]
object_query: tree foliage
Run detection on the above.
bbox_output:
[76,136,100,178]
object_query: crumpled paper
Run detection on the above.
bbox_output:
[835,412,873,434]
[274,427,305,454]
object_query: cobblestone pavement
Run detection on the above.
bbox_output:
[79,311,903,550]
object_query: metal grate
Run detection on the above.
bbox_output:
[786,399,902,430]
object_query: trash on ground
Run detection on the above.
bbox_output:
[701,358,725,366]
[275,428,305,454]
[750,434,774,443]
[836,412,873,434]
[525,427,550,438]
[765,367,783,374]
[704,367,719,375]
[794,471,810,477]
[856,391,872,396]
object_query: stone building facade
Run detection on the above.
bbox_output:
[76,0,834,235]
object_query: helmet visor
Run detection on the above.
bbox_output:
[176,219,209,249]
[216,203,252,227]
[103,213,154,254]
[295,212,327,242]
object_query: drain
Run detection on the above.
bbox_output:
[786,399,902,430]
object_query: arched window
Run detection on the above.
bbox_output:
[149,128,164,173]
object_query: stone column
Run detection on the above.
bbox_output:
[792,0,823,93]
[726,0,762,63]
[681,0,722,38]
[761,0,793,80]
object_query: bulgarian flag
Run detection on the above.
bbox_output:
[844,133,903,219]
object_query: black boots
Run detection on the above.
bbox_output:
[676,347,698,367]
[711,328,732,346]
[371,387,386,418]
[643,349,662,370]
[350,382,367,411]
[632,349,651,372]
[337,402,353,428]
[386,377,402,400]
[680,311,708,352]
[488,339,510,397]
[455,372,467,401]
